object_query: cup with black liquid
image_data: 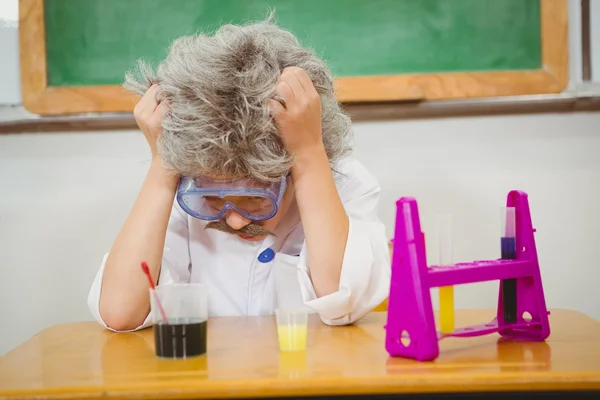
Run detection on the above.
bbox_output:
[150,283,208,358]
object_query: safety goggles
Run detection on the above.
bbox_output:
[176,174,289,221]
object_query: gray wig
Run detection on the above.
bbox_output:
[124,15,353,182]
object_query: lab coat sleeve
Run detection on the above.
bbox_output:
[297,158,391,325]
[87,201,192,332]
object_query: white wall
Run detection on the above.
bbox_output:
[591,0,600,82]
[1,0,599,356]
[0,1,20,105]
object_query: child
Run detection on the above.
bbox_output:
[88,16,390,331]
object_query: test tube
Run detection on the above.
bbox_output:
[500,206,517,323]
[437,214,454,334]
[501,206,516,258]
[437,214,453,267]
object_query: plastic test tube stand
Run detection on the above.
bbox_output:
[385,190,550,361]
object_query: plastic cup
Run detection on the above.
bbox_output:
[275,308,308,352]
[149,283,208,358]
[436,213,453,267]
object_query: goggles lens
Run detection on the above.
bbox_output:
[176,174,288,221]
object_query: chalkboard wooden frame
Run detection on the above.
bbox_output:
[19,0,568,116]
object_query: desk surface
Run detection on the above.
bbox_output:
[1,309,599,399]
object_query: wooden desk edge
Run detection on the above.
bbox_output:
[2,375,600,400]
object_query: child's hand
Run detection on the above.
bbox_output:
[268,67,324,160]
[133,84,166,159]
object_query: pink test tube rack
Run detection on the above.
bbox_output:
[385,190,550,361]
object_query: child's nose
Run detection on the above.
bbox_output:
[225,211,252,230]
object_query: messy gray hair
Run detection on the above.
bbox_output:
[124,14,353,182]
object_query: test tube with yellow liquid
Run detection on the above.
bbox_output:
[437,214,454,334]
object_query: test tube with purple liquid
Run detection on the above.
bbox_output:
[501,207,517,323]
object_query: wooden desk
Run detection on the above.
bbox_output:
[1,309,599,399]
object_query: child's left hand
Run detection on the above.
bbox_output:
[268,67,324,159]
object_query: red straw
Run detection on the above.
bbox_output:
[141,261,169,324]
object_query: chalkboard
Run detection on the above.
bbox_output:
[19,0,568,115]
[44,0,542,86]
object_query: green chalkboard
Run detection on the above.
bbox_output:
[44,0,542,88]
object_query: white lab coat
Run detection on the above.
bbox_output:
[87,155,391,331]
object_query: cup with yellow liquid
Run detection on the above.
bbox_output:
[275,308,308,352]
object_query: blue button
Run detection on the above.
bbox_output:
[258,248,275,263]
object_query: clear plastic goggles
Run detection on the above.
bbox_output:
[176,174,289,221]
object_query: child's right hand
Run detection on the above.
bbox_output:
[133,84,166,159]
